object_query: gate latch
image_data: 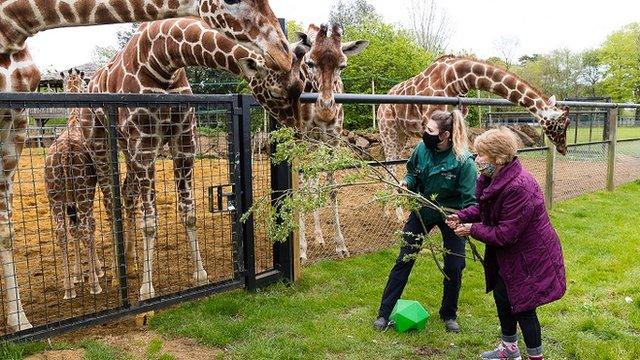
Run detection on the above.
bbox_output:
[208,184,235,213]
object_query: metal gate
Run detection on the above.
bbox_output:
[0,93,293,342]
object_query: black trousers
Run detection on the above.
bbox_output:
[378,211,466,320]
[493,275,542,349]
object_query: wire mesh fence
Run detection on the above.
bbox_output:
[299,137,639,265]
[0,93,295,341]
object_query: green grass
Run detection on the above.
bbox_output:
[3,181,640,359]
[145,181,640,359]
[566,126,640,143]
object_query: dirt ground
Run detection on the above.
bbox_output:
[3,150,273,336]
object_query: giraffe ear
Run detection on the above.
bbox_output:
[548,95,557,107]
[296,32,312,48]
[59,71,64,78]
[342,40,369,57]
[237,58,263,78]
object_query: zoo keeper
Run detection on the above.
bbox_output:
[373,109,477,333]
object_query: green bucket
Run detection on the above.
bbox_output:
[389,299,430,333]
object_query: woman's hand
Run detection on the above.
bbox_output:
[454,223,472,237]
[445,214,460,229]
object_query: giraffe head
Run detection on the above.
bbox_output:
[294,23,368,122]
[533,95,570,154]
[60,68,85,93]
[237,49,303,128]
[200,0,293,72]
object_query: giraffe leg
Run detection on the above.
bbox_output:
[298,174,308,262]
[121,170,140,279]
[55,216,76,300]
[71,223,83,284]
[326,172,348,258]
[80,217,102,295]
[0,110,32,331]
[134,162,157,302]
[171,121,208,286]
[309,176,325,246]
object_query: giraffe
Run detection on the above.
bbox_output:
[0,0,293,331]
[377,55,571,221]
[81,18,302,301]
[293,24,368,262]
[45,68,105,300]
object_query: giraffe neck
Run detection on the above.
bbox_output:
[439,57,549,112]
[134,20,257,85]
[0,0,199,52]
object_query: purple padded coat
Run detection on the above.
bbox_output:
[456,158,566,313]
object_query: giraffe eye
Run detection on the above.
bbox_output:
[306,61,316,69]
[224,0,241,4]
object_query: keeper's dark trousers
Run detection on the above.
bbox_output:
[378,211,466,320]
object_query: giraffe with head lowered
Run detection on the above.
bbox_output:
[292,23,368,261]
[377,55,571,220]
[0,0,293,331]
[45,68,105,300]
[81,18,302,301]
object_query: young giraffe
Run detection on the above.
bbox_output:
[81,18,302,301]
[377,55,571,220]
[45,68,105,300]
[0,0,292,332]
[293,24,368,261]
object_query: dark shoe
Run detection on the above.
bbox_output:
[443,318,460,333]
[373,316,389,331]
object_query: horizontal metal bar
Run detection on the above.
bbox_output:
[517,146,549,152]
[616,137,640,143]
[299,93,640,109]
[0,92,241,108]
[254,269,283,288]
[2,278,243,343]
[486,111,608,115]
[567,140,609,147]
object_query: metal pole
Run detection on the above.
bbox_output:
[606,108,619,191]
[106,106,129,308]
[544,137,555,210]
[236,95,257,290]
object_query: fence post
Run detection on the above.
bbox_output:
[544,137,556,210]
[106,106,130,308]
[291,160,301,282]
[606,107,619,191]
[269,18,296,283]
[233,95,257,291]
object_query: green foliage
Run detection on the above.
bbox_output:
[186,67,246,95]
[598,22,640,102]
[340,18,435,129]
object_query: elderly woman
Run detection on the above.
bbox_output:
[447,127,566,360]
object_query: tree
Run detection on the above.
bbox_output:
[405,0,452,55]
[339,18,435,129]
[598,23,640,102]
[329,0,381,28]
[90,23,138,66]
[579,49,604,97]
[90,45,118,65]
[492,36,520,70]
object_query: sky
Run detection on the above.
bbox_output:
[25,0,640,72]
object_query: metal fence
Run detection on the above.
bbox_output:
[0,93,294,342]
[296,94,640,264]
